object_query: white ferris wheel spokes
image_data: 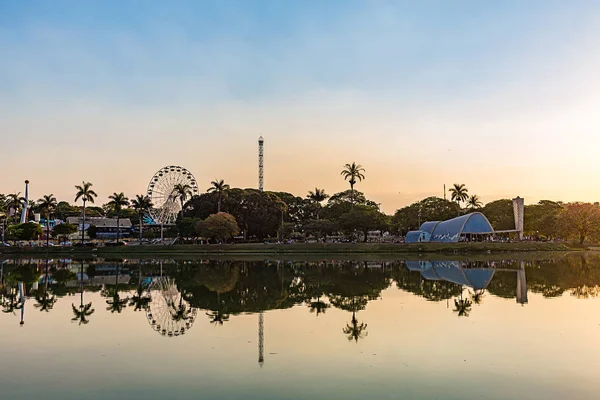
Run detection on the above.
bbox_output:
[146,165,199,225]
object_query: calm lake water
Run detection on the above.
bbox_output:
[1,254,599,400]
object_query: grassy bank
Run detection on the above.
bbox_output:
[0,241,573,258]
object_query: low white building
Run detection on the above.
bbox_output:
[66,217,132,239]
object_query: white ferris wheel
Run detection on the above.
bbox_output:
[146,165,199,225]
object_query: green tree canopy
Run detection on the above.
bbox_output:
[392,197,459,234]
[524,200,563,238]
[241,190,287,239]
[7,222,43,241]
[338,205,389,242]
[558,202,600,244]
[196,212,240,242]
[480,199,514,230]
[53,223,78,237]
[177,217,200,238]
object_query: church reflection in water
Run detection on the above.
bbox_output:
[2,254,600,363]
[405,260,528,304]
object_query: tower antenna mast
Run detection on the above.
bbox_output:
[258,136,264,191]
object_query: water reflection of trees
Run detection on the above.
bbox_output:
[72,261,95,325]
[486,255,600,299]
[393,266,462,301]
[102,263,129,314]
[3,254,600,328]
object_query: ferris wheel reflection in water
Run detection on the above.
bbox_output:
[146,276,197,337]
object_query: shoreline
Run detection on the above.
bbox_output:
[0,242,575,258]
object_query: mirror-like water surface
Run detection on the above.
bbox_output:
[1,255,599,400]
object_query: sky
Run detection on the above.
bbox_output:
[1,0,600,213]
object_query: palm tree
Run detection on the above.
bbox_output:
[307,188,329,219]
[131,195,153,243]
[37,194,57,247]
[5,193,24,222]
[107,192,130,242]
[307,188,329,203]
[340,163,365,207]
[467,195,483,210]
[74,182,98,244]
[449,184,469,216]
[207,179,230,213]
[342,312,368,343]
[172,183,192,216]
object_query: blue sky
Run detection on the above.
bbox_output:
[1,1,600,211]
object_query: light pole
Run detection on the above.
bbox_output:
[1,215,5,244]
[280,209,284,241]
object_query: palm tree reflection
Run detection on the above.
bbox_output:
[470,289,485,305]
[35,291,56,312]
[129,265,151,311]
[171,297,194,324]
[343,312,368,343]
[103,263,129,314]
[35,260,56,312]
[308,298,330,316]
[71,303,95,325]
[453,298,473,317]
[2,287,21,315]
[71,261,95,326]
[207,309,230,326]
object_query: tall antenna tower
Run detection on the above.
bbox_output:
[258,136,264,191]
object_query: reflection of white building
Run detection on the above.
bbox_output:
[406,260,528,304]
[406,260,495,290]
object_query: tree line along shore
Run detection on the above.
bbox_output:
[2,163,599,247]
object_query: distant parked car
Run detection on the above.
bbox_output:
[105,241,128,247]
[59,241,72,246]
[74,242,96,247]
